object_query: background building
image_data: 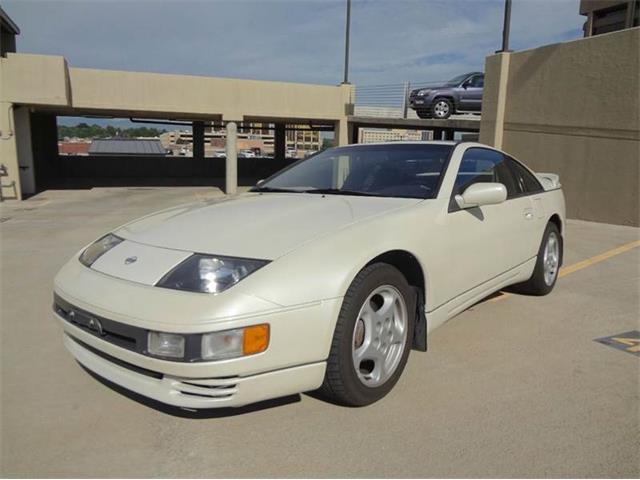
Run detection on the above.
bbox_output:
[0,5,19,57]
[57,140,91,156]
[159,124,320,158]
[358,128,431,143]
[580,0,639,36]
[285,127,321,156]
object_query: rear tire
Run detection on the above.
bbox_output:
[510,222,562,295]
[318,263,415,406]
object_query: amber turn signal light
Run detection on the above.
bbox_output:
[243,324,269,355]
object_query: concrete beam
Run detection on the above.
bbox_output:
[225,122,238,195]
[346,115,480,132]
[0,54,70,106]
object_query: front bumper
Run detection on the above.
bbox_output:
[409,93,435,110]
[54,255,341,408]
[409,98,430,109]
[64,333,325,409]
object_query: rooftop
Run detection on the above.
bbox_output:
[88,139,166,156]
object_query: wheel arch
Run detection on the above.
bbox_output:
[549,213,562,234]
[548,213,564,266]
[364,249,428,352]
[432,94,456,109]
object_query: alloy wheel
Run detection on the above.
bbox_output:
[433,100,450,118]
[543,232,560,286]
[352,285,408,387]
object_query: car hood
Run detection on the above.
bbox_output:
[114,193,419,260]
[412,84,451,93]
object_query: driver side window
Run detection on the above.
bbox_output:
[451,148,519,206]
[469,75,484,88]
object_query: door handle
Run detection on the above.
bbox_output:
[524,209,534,220]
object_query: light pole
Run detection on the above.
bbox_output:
[497,0,513,53]
[342,0,352,84]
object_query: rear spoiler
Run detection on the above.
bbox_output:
[536,173,561,191]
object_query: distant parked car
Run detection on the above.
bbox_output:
[286,149,297,158]
[409,72,484,119]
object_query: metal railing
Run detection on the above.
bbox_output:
[353,81,447,119]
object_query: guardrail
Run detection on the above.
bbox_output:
[353,81,447,119]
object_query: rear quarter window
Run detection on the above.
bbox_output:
[506,157,544,194]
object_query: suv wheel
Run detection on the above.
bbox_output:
[431,98,453,119]
[416,109,432,119]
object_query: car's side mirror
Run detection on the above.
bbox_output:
[462,81,470,89]
[455,182,507,209]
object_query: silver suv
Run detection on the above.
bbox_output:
[409,72,484,119]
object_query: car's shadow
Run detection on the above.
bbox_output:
[80,364,301,419]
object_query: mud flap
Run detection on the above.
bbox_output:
[412,286,427,351]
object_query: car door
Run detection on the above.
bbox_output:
[441,147,532,302]
[458,74,483,111]
[504,155,549,257]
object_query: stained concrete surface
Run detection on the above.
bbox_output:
[1,187,638,478]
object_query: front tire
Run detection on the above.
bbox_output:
[416,109,432,119]
[511,222,562,295]
[319,263,415,406]
[431,98,453,119]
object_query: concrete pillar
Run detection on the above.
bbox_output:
[478,52,511,149]
[336,118,353,146]
[274,123,286,161]
[0,103,19,199]
[225,122,238,195]
[625,0,636,29]
[192,121,204,161]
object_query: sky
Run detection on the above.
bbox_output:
[3,0,583,127]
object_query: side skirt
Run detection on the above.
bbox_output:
[426,257,537,334]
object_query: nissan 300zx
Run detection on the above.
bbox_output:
[53,141,565,409]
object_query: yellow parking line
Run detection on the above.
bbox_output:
[558,239,640,278]
[488,239,640,303]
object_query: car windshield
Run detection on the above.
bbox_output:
[253,144,453,199]
[446,73,471,85]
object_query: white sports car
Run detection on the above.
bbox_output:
[53,142,565,409]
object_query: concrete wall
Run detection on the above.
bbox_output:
[49,155,295,185]
[480,27,640,226]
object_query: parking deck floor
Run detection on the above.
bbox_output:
[1,188,639,478]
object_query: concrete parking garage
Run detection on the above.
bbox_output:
[0,189,638,478]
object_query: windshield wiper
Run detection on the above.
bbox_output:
[251,186,304,193]
[303,188,378,197]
